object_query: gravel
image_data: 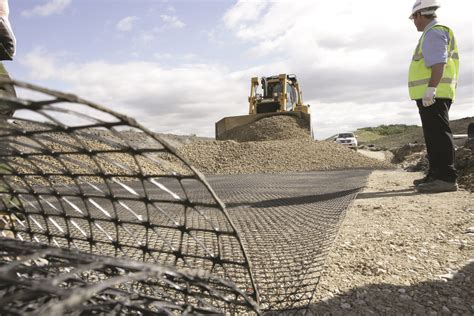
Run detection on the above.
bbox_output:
[179,138,392,175]
[3,115,471,314]
[6,116,393,182]
[5,123,191,186]
[218,115,311,142]
[179,116,392,175]
[310,170,474,315]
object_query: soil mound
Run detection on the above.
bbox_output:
[219,115,311,142]
[392,141,473,192]
[179,138,393,175]
[456,146,473,192]
[391,143,426,163]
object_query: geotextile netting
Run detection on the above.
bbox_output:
[0,79,259,313]
[0,79,371,313]
[0,237,260,315]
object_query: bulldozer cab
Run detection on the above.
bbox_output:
[249,74,308,115]
[215,73,311,140]
[264,82,296,111]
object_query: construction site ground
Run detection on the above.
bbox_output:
[311,169,473,315]
[164,121,473,314]
[2,112,472,314]
[167,130,473,314]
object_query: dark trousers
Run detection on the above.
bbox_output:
[416,98,457,182]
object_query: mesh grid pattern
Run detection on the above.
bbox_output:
[208,171,368,310]
[0,79,258,304]
[0,79,371,312]
[0,237,260,315]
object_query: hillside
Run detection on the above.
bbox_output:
[355,117,473,150]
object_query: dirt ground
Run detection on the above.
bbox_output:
[310,169,473,315]
[356,149,389,161]
[3,117,472,314]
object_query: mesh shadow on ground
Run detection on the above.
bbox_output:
[0,79,371,312]
[226,188,362,209]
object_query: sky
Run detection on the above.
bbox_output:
[6,0,474,139]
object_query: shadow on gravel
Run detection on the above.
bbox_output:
[271,262,473,315]
[226,188,363,209]
[356,188,420,199]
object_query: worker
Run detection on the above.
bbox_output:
[0,0,16,118]
[408,0,459,193]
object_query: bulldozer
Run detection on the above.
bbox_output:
[215,74,311,140]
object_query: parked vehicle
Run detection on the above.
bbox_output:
[335,132,358,150]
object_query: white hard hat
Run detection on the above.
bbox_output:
[409,0,441,19]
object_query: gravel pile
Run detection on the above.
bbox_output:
[219,115,311,142]
[179,116,393,175]
[6,116,393,182]
[455,146,474,192]
[391,143,426,164]
[179,138,392,175]
[5,122,191,186]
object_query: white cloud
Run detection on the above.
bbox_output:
[223,0,474,138]
[20,47,58,80]
[223,0,269,29]
[16,1,473,140]
[116,16,138,32]
[160,15,185,29]
[153,53,198,61]
[138,31,156,44]
[20,49,250,137]
[21,0,72,17]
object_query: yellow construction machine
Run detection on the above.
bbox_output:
[215,74,311,139]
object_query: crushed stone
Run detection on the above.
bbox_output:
[311,170,473,315]
[179,116,393,175]
[219,115,311,142]
[6,116,393,181]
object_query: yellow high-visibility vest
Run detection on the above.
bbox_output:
[408,24,459,100]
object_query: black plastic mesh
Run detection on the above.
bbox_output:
[0,79,258,304]
[0,237,260,315]
[0,79,371,312]
[207,171,369,311]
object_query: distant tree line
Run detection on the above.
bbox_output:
[359,124,419,136]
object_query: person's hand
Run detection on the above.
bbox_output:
[422,87,436,107]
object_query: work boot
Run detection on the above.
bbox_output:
[416,180,458,193]
[413,173,436,186]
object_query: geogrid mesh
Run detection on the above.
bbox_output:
[207,171,369,311]
[0,79,371,312]
[0,237,260,315]
[0,79,258,308]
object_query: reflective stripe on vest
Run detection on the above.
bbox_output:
[408,24,459,101]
